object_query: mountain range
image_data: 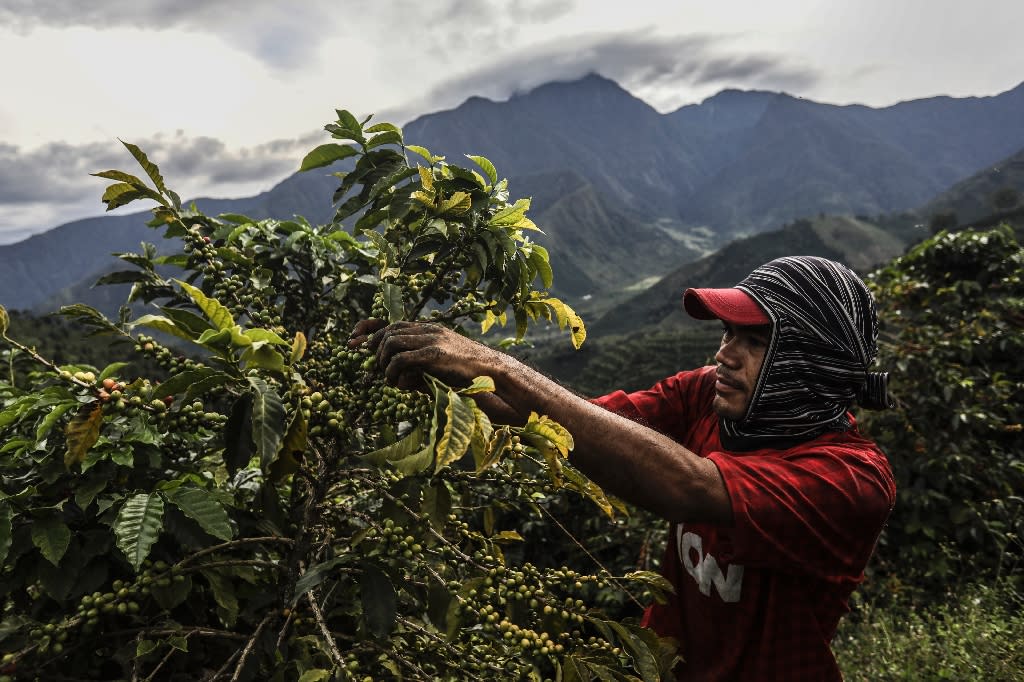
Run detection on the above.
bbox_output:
[3,73,1024,316]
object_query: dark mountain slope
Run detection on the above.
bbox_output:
[591,215,905,336]
[404,74,701,220]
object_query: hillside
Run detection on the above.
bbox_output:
[589,214,908,337]
[916,145,1024,226]
[5,74,1024,313]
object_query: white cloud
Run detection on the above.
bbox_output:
[0,130,321,243]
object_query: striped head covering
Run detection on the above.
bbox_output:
[687,256,891,450]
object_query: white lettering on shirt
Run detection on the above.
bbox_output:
[677,526,744,603]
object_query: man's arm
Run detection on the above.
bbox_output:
[354,321,733,525]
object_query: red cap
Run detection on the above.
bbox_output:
[683,287,770,325]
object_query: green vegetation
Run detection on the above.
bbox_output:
[863,225,1024,587]
[0,113,676,681]
[1,100,1022,680]
[835,580,1024,681]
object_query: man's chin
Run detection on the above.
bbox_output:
[712,396,746,421]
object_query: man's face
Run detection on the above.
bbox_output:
[712,323,771,421]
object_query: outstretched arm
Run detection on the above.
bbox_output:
[350,321,733,525]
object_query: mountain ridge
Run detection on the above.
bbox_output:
[4,73,1024,313]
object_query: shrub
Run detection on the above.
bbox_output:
[0,112,676,681]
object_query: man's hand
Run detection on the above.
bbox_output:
[350,320,500,391]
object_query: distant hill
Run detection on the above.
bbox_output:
[589,214,910,337]
[916,145,1024,227]
[5,73,1024,314]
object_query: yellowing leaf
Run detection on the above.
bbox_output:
[417,165,434,192]
[524,412,574,456]
[435,390,476,472]
[543,298,587,349]
[488,198,531,227]
[290,331,307,364]
[440,191,472,215]
[475,426,512,473]
[64,402,104,468]
[460,376,495,395]
[130,314,196,342]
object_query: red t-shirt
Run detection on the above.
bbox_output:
[593,366,895,681]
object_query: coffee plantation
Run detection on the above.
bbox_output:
[0,112,678,681]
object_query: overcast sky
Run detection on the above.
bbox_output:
[2,0,1023,244]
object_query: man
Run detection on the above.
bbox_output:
[352,256,895,680]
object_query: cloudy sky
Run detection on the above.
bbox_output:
[2,0,1023,244]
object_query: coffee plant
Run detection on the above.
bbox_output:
[862,225,1024,588]
[0,112,678,681]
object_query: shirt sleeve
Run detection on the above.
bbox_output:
[590,367,715,436]
[707,440,895,580]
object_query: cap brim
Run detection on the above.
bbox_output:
[683,288,770,325]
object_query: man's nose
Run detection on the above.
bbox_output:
[715,338,738,367]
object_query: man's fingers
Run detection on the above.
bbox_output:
[348,318,387,348]
[383,345,444,387]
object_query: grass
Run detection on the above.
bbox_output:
[834,580,1024,680]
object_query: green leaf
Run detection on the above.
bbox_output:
[563,467,614,518]
[74,476,108,512]
[249,378,286,470]
[200,568,239,626]
[434,390,476,472]
[164,487,233,541]
[65,402,104,468]
[99,182,165,210]
[242,327,290,346]
[151,573,191,610]
[380,282,404,323]
[136,639,158,658]
[292,556,348,604]
[120,139,169,196]
[270,408,306,482]
[607,620,660,682]
[129,314,196,343]
[159,307,214,337]
[361,563,397,638]
[298,671,332,682]
[299,143,358,171]
[36,401,76,443]
[421,481,452,531]
[364,122,402,136]
[406,145,438,163]
[366,130,403,150]
[475,426,512,473]
[467,155,498,184]
[223,395,254,476]
[91,169,147,187]
[240,344,287,373]
[361,426,424,466]
[98,361,131,381]
[528,245,553,289]
[0,503,12,566]
[113,493,165,571]
[30,516,71,567]
[177,280,235,331]
[624,570,676,605]
[152,369,232,400]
